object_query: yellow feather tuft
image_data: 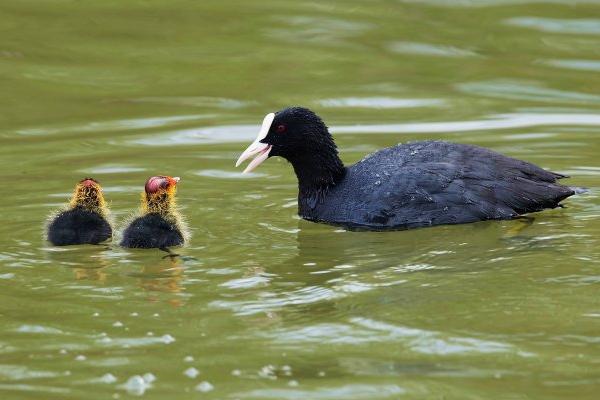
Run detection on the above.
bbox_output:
[140,184,190,244]
[69,180,110,218]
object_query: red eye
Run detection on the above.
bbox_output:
[276,124,286,133]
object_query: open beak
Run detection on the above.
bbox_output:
[235,112,275,174]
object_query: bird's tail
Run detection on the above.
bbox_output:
[570,186,589,195]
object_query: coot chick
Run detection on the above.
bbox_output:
[236,107,577,230]
[120,176,189,248]
[47,178,112,245]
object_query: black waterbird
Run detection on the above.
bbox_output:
[236,107,578,230]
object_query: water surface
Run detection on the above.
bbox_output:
[1,1,600,399]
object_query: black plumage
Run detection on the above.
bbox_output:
[120,213,184,248]
[48,206,112,245]
[237,107,578,230]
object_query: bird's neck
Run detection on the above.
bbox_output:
[143,192,176,218]
[71,192,108,217]
[288,151,346,207]
[142,192,187,236]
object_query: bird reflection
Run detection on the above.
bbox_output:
[261,216,552,293]
[73,265,108,281]
[135,256,185,306]
[46,244,112,282]
[47,244,189,306]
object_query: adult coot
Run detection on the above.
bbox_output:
[47,178,112,245]
[236,107,577,230]
[120,176,189,248]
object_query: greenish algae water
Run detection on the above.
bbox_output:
[1,1,600,399]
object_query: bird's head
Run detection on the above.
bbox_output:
[70,178,108,215]
[235,107,338,173]
[142,176,180,215]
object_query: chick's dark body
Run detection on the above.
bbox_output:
[48,206,112,245]
[299,140,575,230]
[120,213,184,248]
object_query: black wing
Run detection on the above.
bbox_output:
[347,141,574,229]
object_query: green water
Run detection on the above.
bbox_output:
[2,0,600,399]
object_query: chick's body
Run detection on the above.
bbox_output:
[120,176,189,249]
[47,178,112,245]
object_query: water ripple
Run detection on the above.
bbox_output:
[0,365,62,380]
[130,112,600,146]
[264,317,530,356]
[15,325,65,335]
[129,96,252,109]
[318,97,445,109]
[266,16,373,46]
[210,286,342,315]
[239,384,405,399]
[457,80,600,104]
[542,59,600,72]
[16,115,212,136]
[195,169,267,179]
[506,17,600,35]
[387,41,477,57]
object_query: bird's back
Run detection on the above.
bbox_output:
[305,141,575,230]
[120,213,184,248]
[47,207,112,245]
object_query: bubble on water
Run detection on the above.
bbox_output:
[59,349,67,354]
[231,369,241,376]
[147,332,154,337]
[75,355,86,361]
[122,375,151,396]
[130,312,139,317]
[113,321,124,328]
[142,373,156,383]
[184,367,200,378]
[153,313,160,317]
[318,371,326,377]
[160,334,175,344]
[184,356,194,362]
[100,373,118,383]
[99,337,112,344]
[288,380,299,387]
[93,312,100,317]
[195,381,214,393]
[258,365,277,380]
